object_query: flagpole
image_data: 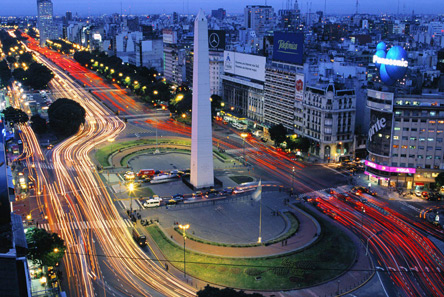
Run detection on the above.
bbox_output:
[258,196,262,243]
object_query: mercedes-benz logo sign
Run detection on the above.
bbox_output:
[209,33,220,48]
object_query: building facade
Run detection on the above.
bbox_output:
[303,82,356,161]
[366,89,444,188]
[37,0,57,46]
[244,5,275,36]
[264,61,304,132]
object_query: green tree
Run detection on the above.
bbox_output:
[269,124,287,147]
[26,62,54,90]
[30,114,48,134]
[435,172,444,188]
[18,52,34,65]
[48,98,86,137]
[26,228,66,267]
[210,94,222,117]
[2,106,29,125]
[197,285,264,297]
[0,60,12,88]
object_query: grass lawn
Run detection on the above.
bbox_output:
[147,207,356,290]
[229,175,254,184]
[95,138,191,166]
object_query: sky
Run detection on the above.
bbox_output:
[1,0,444,16]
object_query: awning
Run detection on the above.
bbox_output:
[415,182,424,186]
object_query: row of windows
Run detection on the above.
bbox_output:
[394,127,444,133]
[392,154,442,159]
[393,136,443,142]
[393,145,442,150]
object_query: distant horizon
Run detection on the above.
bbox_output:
[1,0,443,17]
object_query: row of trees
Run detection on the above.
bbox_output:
[269,124,311,152]
[0,29,54,90]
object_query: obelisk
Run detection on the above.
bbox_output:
[190,10,214,189]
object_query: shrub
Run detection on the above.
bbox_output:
[244,268,264,277]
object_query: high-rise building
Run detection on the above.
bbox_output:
[37,0,55,46]
[65,11,72,22]
[244,5,275,36]
[211,8,226,20]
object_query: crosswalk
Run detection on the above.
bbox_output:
[39,219,134,232]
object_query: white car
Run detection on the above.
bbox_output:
[124,171,135,180]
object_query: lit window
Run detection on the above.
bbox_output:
[409,146,416,149]
[429,121,436,124]
[401,145,407,149]
[393,136,399,140]
[393,145,399,148]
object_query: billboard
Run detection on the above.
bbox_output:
[295,73,304,101]
[224,51,266,82]
[272,32,304,65]
[374,42,408,86]
[365,161,416,174]
[162,29,177,44]
[208,30,225,52]
[367,110,392,157]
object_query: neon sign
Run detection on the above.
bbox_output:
[374,42,408,86]
[365,160,416,174]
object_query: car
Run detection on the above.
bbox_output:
[220,188,234,195]
[47,144,54,150]
[124,171,136,180]
[17,140,23,145]
[28,181,35,189]
[192,191,203,197]
[172,194,184,202]
[260,138,267,143]
[422,192,429,199]
[166,199,177,205]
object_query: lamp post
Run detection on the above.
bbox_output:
[128,182,135,214]
[240,133,248,166]
[178,224,190,278]
[360,206,365,241]
[291,166,295,196]
[366,231,383,255]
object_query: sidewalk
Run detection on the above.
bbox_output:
[162,205,319,258]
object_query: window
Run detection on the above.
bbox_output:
[393,154,399,157]
[392,162,398,166]
[403,128,409,131]
[429,120,436,124]
[419,146,425,150]
[393,145,399,148]
[409,155,415,158]
[437,138,443,143]
[394,127,401,131]
[419,138,425,142]
[393,136,399,140]
[430,111,436,116]
[409,145,416,149]
[420,128,426,132]
[401,145,408,149]
[436,156,442,160]
[437,147,442,151]
[426,155,433,159]
[428,138,434,142]
[439,121,444,124]
[411,128,417,132]
[427,146,433,150]
[418,155,423,159]
[401,154,407,157]
[401,136,408,140]
[410,137,417,141]
[395,111,402,115]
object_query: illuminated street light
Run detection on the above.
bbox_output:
[26,214,32,220]
[128,182,135,213]
[53,248,59,253]
[40,276,47,285]
[240,133,249,166]
[181,114,186,118]
[178,224,190,278]
[153,90,158,95]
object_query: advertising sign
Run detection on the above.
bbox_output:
[224,51,266,82]
[208,30,225,52]
[295,73,304,101]
[374,42,408,86]
[162,29,177,44]
[365,161,416,174]
[367,110,392,157]
[272,32,304,65]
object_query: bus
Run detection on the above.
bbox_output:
[150,174,179,184]
[232,122,247,130]
[132,229,147,247]
[143,197,162,208]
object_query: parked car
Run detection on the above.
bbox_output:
[172,194,184,202]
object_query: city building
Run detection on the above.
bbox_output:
[211,8,226,21]
[244,5,275,36]
[303,81,356,161]
[37,0,58,46]
[365,89,444,188]
[264,61,304,132]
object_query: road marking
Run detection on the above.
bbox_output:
[39,219,132,231]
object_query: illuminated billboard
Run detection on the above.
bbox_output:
[272,32,304,65]
[208,30,225,52]
[367,110,392,157]
[374,42,408,86]
[365,161,416,174]
[224,51,266,82]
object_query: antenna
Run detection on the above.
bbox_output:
[397,0,400,15]
[355,0,358,14]
[324,0,326,15]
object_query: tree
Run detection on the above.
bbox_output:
[197,285,264,297]
[296,136,311,153]
[210,94,222,117]
[435,172,444,189]
[2,106,29,125]
[48,98,86,137]
[26,228,66,267]
[30,114,48,134]
[18,52,34,65]
[26,62,54,90]
[269,124,287,147]
[0,60,12,88]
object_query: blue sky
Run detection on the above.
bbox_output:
[2,0,443,16]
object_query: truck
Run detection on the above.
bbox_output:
[132,229,147,247]
[137,169,156,178]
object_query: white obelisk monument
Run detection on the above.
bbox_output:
[190,10,214,189]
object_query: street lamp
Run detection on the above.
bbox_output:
[366,231,383,255]
[240,133,249,166]
[178,224,190,278]
[291,166,295,196]
[128,182,135,214]
[360,206,365,241]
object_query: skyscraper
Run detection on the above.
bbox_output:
[190,10,214,189]
[37,0,54,46]
[244,5,275,36]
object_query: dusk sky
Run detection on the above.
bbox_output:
[1,0,443,16]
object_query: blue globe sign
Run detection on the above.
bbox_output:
[373,42,408,86]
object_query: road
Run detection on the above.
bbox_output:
[15,38,196,297]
